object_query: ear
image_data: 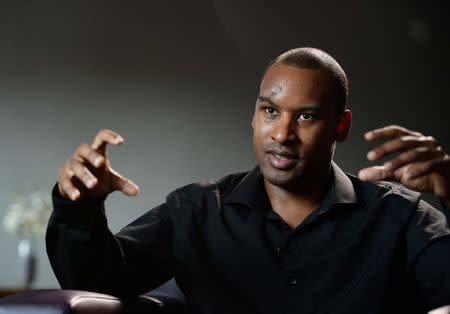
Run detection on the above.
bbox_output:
[336,110,352,143]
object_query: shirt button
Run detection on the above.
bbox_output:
[275,247,282,256]
[288,278,297,286]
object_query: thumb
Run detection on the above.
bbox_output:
[110,170,140,196]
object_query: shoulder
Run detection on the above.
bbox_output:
[349,174,449,234]
[345,174,422,225]
[349,174,422,209]
[165,171,249,210]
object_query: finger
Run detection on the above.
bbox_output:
[75,143,106,167]
[58,173,81,201]
[358,165,394,182]
[109,168,140,196]
[92,129,124,154]
[384,147,445,172]
[367,135,439,161]
[405,156,450,180]
[68,158,99,189]
[365,125,421,142]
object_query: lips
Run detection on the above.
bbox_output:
[266,150,299,170]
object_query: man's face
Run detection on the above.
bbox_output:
[252,62,341,190]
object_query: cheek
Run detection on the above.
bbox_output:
[253,119,271,143]
[300,127,334,153]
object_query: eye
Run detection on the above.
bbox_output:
[298,113,314,122]
[263,107,279,119]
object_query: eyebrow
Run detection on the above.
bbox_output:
[257,95,321,112]
[258,96,276,106]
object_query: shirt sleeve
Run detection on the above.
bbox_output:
[407,199,450,311]
[46,185,175,297]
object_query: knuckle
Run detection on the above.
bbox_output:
[84,174,92,182]
[427,136,438,145]
[57,166,64,177]
[392,125,405,134]
[67,157,76,167]
[399,136,411,143]
[412,130,423,137]
[415,146,429,153]
[388,159,399,168]
[59,175,71,186]
[76,143,90,155]
[97,129,112,138]
[59,167,72,180]
[68,157,82,170]
[90,151,101,159]
[374,148,385,156]
[77,142,88,150]
[62,178,71,187]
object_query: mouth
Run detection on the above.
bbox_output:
[266,150,299,170]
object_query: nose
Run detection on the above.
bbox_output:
[271,114,297,144]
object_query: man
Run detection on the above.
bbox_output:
[47,47,450,313]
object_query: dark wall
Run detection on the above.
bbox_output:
[0,0,448,287]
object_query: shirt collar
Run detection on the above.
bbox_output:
[223,161,359,210]
[330,161,359,205]
[223,166,265,209]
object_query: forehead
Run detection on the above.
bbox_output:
[260,63,335,106]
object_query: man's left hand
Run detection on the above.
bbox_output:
[358,125,450,208]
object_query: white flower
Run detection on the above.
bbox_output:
[3,188,52,238]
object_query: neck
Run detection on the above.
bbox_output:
[264,166,332,228]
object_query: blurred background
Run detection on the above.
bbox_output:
[0,0,448,289]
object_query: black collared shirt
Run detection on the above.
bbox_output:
[47,162,450,314]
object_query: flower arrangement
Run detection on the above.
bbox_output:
[3,188,52,238]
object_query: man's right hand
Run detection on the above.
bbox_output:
[57,129,140,201]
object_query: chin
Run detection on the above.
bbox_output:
[260,166,305,190]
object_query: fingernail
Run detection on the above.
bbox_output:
[94,157,103,166]
[115,136,124,143]
[365,132,373,140]
[71,191,79,200]
[367,151,377,160]
[384,162,392,170]
[358,170,369,180]
[86,179,96,188]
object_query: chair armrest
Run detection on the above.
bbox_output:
[429,305,450,314]
[0,289,122,314]
[0,289,185,314]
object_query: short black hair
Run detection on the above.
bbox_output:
[263,47,348,115]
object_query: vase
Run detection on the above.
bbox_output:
[17,237,37,288]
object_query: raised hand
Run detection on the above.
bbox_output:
[358,125,450,208]
[57,129,140,201]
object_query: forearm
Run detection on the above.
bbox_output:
[45,190,127,295]
[46,186,176,297]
